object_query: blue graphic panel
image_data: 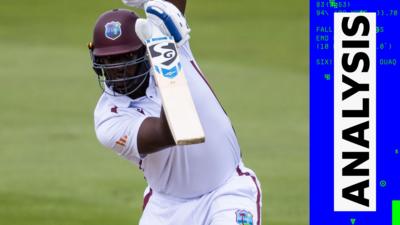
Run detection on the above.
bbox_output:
[310,1,400,224]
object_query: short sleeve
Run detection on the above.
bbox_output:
[95,113,147,164]
[178,42,195,61]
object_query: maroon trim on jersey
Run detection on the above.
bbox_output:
[190,60,208,85]
[236,166,261,225]
[142,188,153,211]
[189,60,228,115]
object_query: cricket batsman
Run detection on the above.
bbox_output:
[88,0,262,224]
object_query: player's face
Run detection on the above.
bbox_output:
[98,52,139,89]
[93,48,150,96]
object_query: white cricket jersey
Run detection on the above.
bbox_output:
[94,42,241,198]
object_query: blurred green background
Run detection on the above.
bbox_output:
[0,0,308,224]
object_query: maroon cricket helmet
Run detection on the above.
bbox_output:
[88,9,151,97]
[90,9,143,56]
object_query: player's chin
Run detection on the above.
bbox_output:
[113,80,140,95]
[113,85,130,95]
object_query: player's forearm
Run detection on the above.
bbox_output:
[159,107,175,146]
[137,108,175,154]
[166,0,186,14]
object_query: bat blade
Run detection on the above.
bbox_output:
[145,36,205,145]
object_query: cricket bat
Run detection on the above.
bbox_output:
[144,36,205,145]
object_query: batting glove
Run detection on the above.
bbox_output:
[121,0,148,9]
[135,18,164,44]
[143,0,191,46]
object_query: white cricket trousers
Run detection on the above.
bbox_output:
[139,162,262,225]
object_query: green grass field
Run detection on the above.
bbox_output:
[0,0,308,224]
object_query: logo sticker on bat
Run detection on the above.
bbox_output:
[148,41,181,79]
